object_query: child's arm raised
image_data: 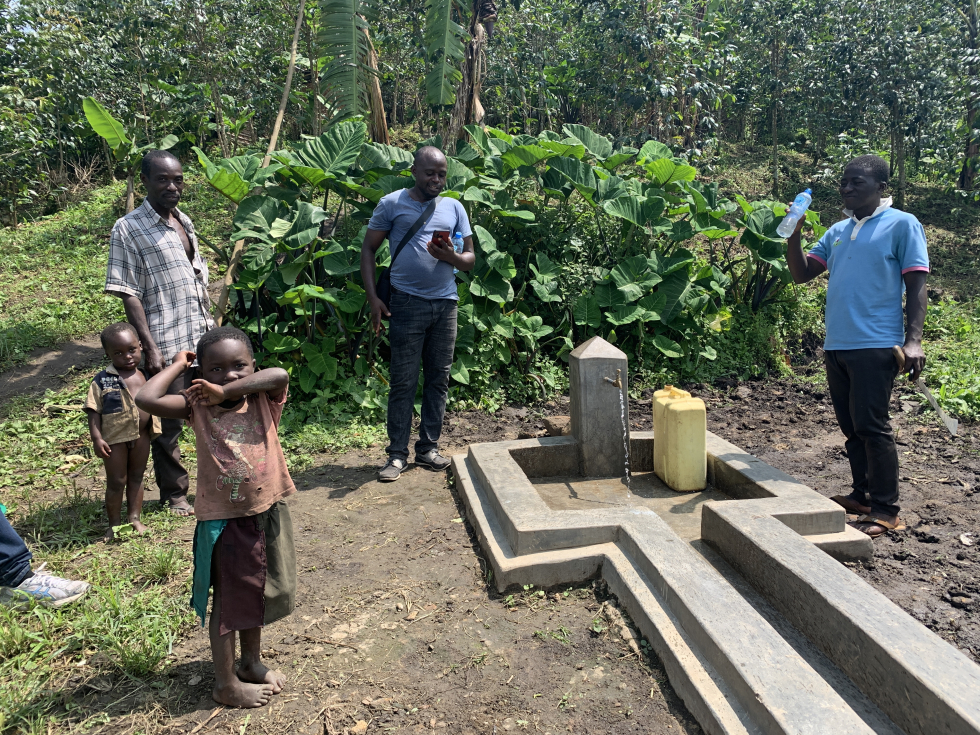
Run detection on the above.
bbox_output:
[185,368,289,407]
[135,351,195,419]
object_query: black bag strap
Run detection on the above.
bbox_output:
[389,197,438,268]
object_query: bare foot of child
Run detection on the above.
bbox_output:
[237,661,286,693]
[213,680,274,708]
[130,519,149,534]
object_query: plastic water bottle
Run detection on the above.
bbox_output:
[452,231,464,274]
[776,188,812,238]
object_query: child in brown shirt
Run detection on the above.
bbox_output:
[85,322,161,540]
[136,326,296,709]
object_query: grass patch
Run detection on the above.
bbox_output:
[279,408,388,472]
[918,297,980,421]
[0,184,125,370]
[0,377,197,734]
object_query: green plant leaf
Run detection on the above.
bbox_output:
[562,123,613,159]
[464,125,491,154]
[501,144,555,171]
[471,270,513,303]
[446,158,477,191]
[601,149,637,171]
[487,250,517,278]
[299,368,318,394]
[424,0,467,105]
[83,97,130,151]
[637,140,671,163]
[573,294,602,328]
[548,157,597,198]
[658,271,692,326]
[530,252,560,282]
[451,353,476,384]
[231,196,282,242]
[318,0,379,118]
[297,121,368,177]
[605,303,645,326]
[653,334,683,358]
[538,139,586,159]
[263,334,302,354]
[463,186,497,207]
[473,224,497,252]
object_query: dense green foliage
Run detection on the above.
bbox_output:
[194,119,823,413]
[2,0,979,222]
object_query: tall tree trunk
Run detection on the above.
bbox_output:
[897,131,907,209]
[216,0,307,327]
[961,0,979,191]
[363,27,390,145]
[262,0,307,168]
[770,34,780,198]
[125,175,135,213]
[445,0,488,149]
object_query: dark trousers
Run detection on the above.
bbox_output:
[825,349,901,517]
[385,290,458,460]
[151,375,190,504]
[0,512,32,588]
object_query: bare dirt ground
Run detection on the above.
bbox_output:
[0,334,102,406]
[7,340,978,733]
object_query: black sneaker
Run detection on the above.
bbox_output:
[415,449,451,471]
[378,457,407,482]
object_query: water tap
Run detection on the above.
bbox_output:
[603,369,622,388]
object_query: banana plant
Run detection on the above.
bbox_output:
[83,97,178,212]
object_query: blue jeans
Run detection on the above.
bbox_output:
[0,512,32,588]
[385,290,458,460]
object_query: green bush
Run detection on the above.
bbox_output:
[194,121,825,411]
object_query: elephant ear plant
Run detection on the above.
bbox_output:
[194,120,817,418]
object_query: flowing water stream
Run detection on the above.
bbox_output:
[618,388,632,499]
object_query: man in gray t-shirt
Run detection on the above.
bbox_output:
[361,146,475,482]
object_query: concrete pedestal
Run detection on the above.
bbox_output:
[569,336,629,477]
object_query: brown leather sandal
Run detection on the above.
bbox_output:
[830,495,872,515]
[849,514,906,539]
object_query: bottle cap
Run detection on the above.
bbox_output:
[804,188,812,195]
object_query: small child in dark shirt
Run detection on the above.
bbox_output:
[84,322,161,540]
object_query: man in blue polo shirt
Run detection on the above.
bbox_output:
[360,146,475,482]
[786,154,928,538]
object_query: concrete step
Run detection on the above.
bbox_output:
[452,454,903,735]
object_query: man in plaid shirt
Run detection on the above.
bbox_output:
[104,150,214,516]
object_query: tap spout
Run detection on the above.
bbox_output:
[603,369,623,389]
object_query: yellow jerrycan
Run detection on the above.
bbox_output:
[652,385,706,492]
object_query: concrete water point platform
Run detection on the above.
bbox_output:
[450,335,980,735]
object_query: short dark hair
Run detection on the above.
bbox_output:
[845,154,889,184]
[413,145,445,165]
[141,149,181,179]
[196,326,253,363]
[100,322,138,350]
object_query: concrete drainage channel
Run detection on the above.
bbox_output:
[451,337,980,735]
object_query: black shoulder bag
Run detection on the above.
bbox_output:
[375,197,438,314]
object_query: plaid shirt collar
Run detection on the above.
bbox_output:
[134,199,204,271]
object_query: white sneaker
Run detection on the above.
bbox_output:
[1,563,90,607]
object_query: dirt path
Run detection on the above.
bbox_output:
[0,334,103,408]
[56,452,701,735]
